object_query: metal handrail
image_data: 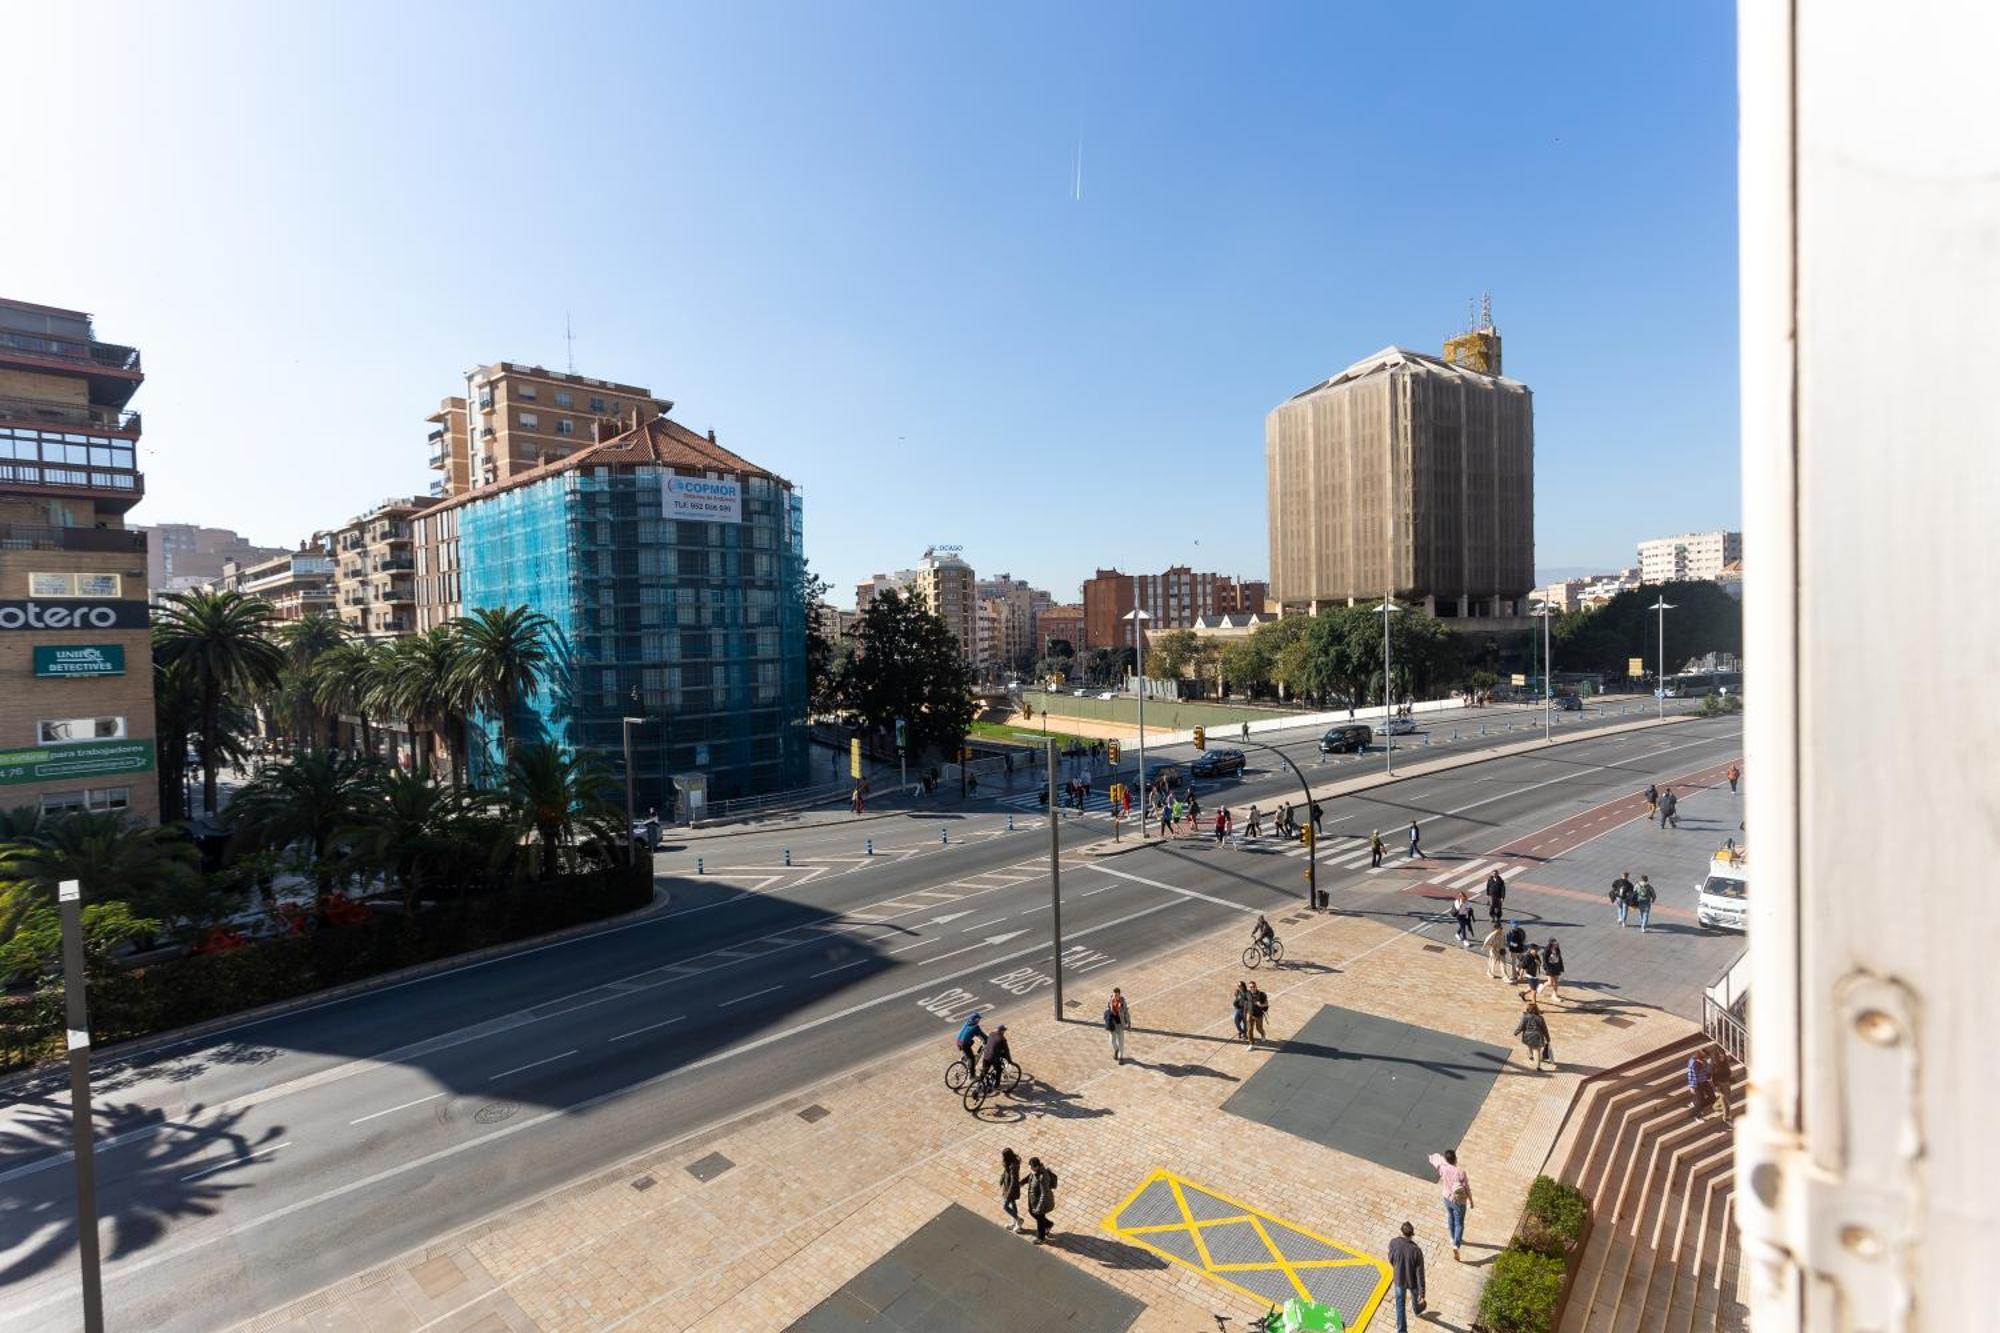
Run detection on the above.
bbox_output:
[1702,994,1748,1064]
[0,330,141,372]
[0,396,141,433]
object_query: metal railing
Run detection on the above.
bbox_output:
[0,330,141,372]
[0,523,146,553]
[0,396,141,433]
[0,460,143,497]
[702,776,877,821]
[1702,993,1747,1064]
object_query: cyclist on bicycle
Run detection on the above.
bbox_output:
[955,1012,987,1073]
[979,1023,1013,1087]
[1252,914,1276,956]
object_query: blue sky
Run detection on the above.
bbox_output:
[5,2,1738,604]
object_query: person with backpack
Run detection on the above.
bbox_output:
[1610,871,1634,926]
[1632,875,1658,932]
[1245,803,1262,839]
[1514,1000,1554,1071]
[1727,762,1741,794]
[1644,783,1660,821]
[999,1147,1025,1233]
[1103,987,1131,1063]
[1504,920,1528,983]
[1025,1156,1058,1242]
[1247,981,1270,1045]
[1232,981,1250,1042]
[1427,1149,1475,1262]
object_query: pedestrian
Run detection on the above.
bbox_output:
[999,1147,1026,1233]
[1659,788,1679,829]
[1482,922,1507,979]
[1186,791,1201,829]
[1025,1156,1057,1242]
[1632,875,1657,932]
[1427,1149,1475,1261]
[1519,942,1543,999]
[1542,937,1566,1003]
[1504,920,1528,983]
[1485,869,1507,924]
[1214,807,1231,845]
[1121,787,1132,818]
[1450,890,1474,947]
[968,771,979,795]
[1610,871,1634,926]
[1514,999,1554,1071]
[1246,803,1262,838]
[1232,981,1250,1042]
[1370,829,1385,867]
[1311,802,1324,837]
[1708,1045,1733,1118]
[1387,1221,1427,1331]
[1158,802,1172,839]
[1407,818,1423,859]
[1247,982,1270,1045]
[1688,1048,1715,1119]
[1278,803,1296,839]
[1104,987,1131,1063]
[1644,783,1660,821]
[851,785,865,815]
[1727,762,1741,794]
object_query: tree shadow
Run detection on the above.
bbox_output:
[0,1094,283,1284]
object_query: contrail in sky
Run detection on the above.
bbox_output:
[1072,133,1083,202]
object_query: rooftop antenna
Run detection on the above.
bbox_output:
[1466,296,1477,333]
[1481,291,1493,330]
[565,313,575,374]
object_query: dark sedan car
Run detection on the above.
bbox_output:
[1318,724,1372,754]
[1190,748,1246,779]
[1555,694,1583,712]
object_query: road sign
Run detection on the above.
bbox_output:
[1628,657,1646,676]
[1510,673,1527,687]
[894,718,907,752]
[849,737,862,779]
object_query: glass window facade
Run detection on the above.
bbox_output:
[457,464,808,807]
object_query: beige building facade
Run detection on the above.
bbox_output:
[1637,530,1741,584]
[1266,328,1534,620]
[223,546,335,621]
[0,296,159,823]
[911,548,975,661]
[326,496,434,638]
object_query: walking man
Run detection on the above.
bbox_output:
[1370,828,1386,867]
[1245,803,1262,838]
[1727,762,1741,794]
[1025,1156,1057,1242]
[1427,1149,1475,1261]
[1658,787,1679,829]
[1644,782,1660,821]
[1387,1221,1427,1331]
[1246,981,1269,1045]
[1232,981,1250,1042]
[1633,874,1657,932]
[1610,870,1634,926]
[1504,920,1528,983]
[1311,802,1324,837]
[1688,1049,1715,1120]
[1482,921,1508,979]
[1104,987,1131,1063]
[1485,868,1507,924]
[1407,818,1423,859]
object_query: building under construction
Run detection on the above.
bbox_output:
[1265,308,1534,622]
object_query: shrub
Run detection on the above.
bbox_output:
[1477,1244,1566,1333]
[1523,1174,1589,1248]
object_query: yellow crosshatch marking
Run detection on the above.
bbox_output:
[1101,1169,1390,1326]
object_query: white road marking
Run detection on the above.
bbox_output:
[180,1141,289,1182]
[887,937,936,955]
[1080,863,1261,914]
[959,917,1009,932]
[608,1016,687,1043]
[1081,885,1115,897]
[917,931,1028,966]
[717,985,783,1008]
[348,1093,445,1126]
[489,1050,578,1081]
[809,958,870,979]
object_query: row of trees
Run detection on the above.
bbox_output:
[809,590,977,761]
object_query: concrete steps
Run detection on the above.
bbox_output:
[1550,1035,1748,1333]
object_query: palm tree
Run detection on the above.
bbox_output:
[0,811,204,947]
[227,749,372,906]
[379,626,470,782]
[452,606,556,767]
[345,770,499,909]
[501,742,619,879]
[152,590,286,817]
[311,639,388,760]
[277,612,349,749]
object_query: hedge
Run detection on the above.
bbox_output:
[0,861,653,1072]
[1477,1174,1591,1333]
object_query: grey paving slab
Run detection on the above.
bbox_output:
[785,1202,1142,1333]
[1220,1004,1506,1178]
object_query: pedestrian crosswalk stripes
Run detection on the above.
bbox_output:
[1443,859,1492,888]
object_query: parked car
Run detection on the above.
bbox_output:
[1318,724,1372,754]
[1382,717,1419,736]
[1190,748,1246,778]
[1073,688,1088,697]
[1555,694,1583,712]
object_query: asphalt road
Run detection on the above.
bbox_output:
[0,707,1739,1331]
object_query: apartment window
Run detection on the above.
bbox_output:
[38,715,128,744]
[30,572,123,598]
[588,397,606,413]
[39,787,130,815]
[556,418,575,436]
[519,385,538,400]
[554,390,572,408]
[519,412,539,429]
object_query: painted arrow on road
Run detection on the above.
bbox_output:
[928,910,973,926]
[917,931,1027,966]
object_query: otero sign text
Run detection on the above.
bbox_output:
[0,599,152,631]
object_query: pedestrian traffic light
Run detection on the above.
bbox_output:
[1108,739,1121,765]
[1193,726,1206,751]
[1303,825,1315,848]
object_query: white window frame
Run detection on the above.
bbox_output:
[37,715,128,745]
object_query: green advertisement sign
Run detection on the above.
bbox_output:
[0,740,155,785]
[32,644,126,678]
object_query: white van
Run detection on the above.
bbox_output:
[1696,852,1748,931]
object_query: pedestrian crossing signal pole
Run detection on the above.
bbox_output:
[1047,738,1063,1019]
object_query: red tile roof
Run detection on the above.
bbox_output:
[426,414,786,515]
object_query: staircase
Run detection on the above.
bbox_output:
[1549,1033,1749,1333]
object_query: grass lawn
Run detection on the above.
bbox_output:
[969,719,1094,751]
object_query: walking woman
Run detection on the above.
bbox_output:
[1450,890,1475,947]
[999,1148,1025,1233]
[1513,1000,1554,1071]
[1233,981,1251,1043]
[1542,938,1566,1003]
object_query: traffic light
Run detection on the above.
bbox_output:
[1303,825,1315,848]
[1193,726,1206,751]
[1108,739,1121,765]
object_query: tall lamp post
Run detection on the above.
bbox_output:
[1649,596,1676,718]
[1123,607,1151,810]
[1531,601,1556,741]
[1373,599,1401,774]
[621,714,650,864]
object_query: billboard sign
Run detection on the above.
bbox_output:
[33,645,126,678]
[1628,657,1646,677]
[0,599,151,632]
[662,475,742,523]
[0,740,155,786]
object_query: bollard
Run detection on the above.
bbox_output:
[865,838,874,856]
[784,847,791,866]
[1424,734,1432,747]
[697,856,704,874]
[1007,813,1014,832]
[1478,724,1485,736]
[1451,729,1459,742]
[941,826,949,846]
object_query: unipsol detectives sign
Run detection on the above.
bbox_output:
[0,599,151,631]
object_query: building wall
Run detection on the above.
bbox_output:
[913,555,975,660]
[328,498,430,637]
[1637,531,1742,584]
[457,466,808,805]
[462,364,665,492]
[1036,604,1084,655]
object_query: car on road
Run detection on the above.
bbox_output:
[1555,694,1583,712]
[1189,748,1246,779]
[1696,853,1748,931]
[1318,723,1372,754]
[1382,717,1420,736]
[1072,688,1088,697]
[1096,691,1116,700]
[1152,763,1187,789]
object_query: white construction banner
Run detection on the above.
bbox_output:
[663,475,742,523]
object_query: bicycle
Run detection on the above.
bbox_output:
[961,1058,1023,1111]
[1242,937,1284,969]
[944,1046,983,1092]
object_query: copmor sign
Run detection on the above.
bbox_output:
[662,475,742,523]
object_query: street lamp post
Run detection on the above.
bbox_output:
[1123,608,1152,817]
[1373,600,1401,774]
[621,715,649,864]
[1649,597,1676,718]
[1532,601,1556,742]
[58,878,104,1332]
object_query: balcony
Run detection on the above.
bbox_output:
[0,522,147,554]
[369,556,415,574]
[0,330,142,374]
[0,459,145,510]
[0,396,141,435]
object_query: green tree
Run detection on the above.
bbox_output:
[801,562,842,718]
[227,749,373,906]
[841,591,977,762]
[1552,581,1743,677]
[152,590,286,816]
[0,899,162,985]
[310,638,389,759]
[453,606,556,762]
[1218,637,1272,697]
[1148,629,1201,681]
[501,742,620,878]
[276,611,350,749]
[0,812,203,947]
[345,770,500,909]
[379,627,471,782]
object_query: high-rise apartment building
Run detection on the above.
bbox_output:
[1637,531,1742,585]
[854,570,915,611]
[326,496,435,638]
[221,546,335,621]
[1082,567,1269,649]
[912,548,975,661]
[443,413,807,805]
[140,523,285,599]
[0,297,158,823]
[1266,322,1535,620]
[973,572,1043,675]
